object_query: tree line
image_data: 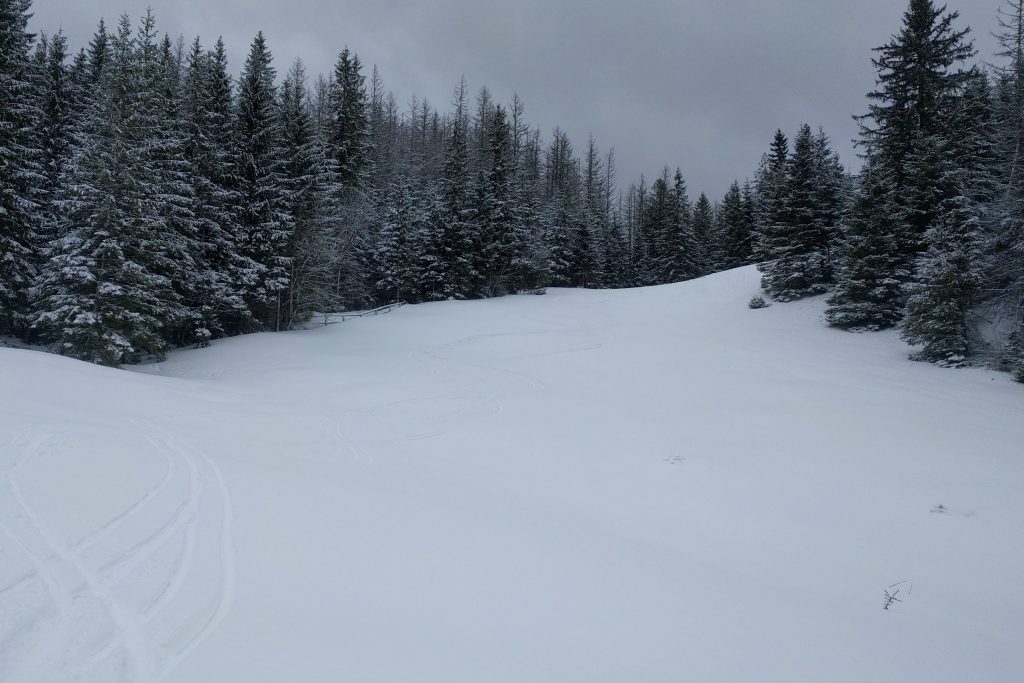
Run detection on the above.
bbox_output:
[0,0,759,366]
[2,0,1022,383]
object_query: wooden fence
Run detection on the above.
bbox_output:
[321,301,406,325]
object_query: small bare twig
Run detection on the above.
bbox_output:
[883,580,911,610]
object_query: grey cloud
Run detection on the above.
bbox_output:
[30,0,1000,198]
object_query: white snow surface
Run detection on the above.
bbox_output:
[1,266,1022,682]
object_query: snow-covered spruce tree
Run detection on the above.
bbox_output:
[571,205,598,288]
[32,15,176,365]
[827,0,978,333]
[544,200,581,288]
[581,136,611,285]
[472,105,512,295]
[436,80,477,299]
[670,169,700,280]
[643,169,692,283]
[741,181,757,251]
[372,177,417,302]
[858,0,975,272]
[235,32,293,331]
[543,128,588,287]
[363,65,396,189]
[691,193,716,275]
[717,180,754,270]
[85,18,110,84]
[901,192,981,366]
[1007,328,1024,381]
[28,30,80,325]
[493,105,541,294]
[409,186,449,302]
[512,140,549,292]
[0,0,42,336]
[328,47,370,192]
[753,129,789,266]
[181,37,249,342]
[642,172,672,281]
[626,177,656,286]
[279,59,351,326]
[599,214,630,288]
[758,124,839,301]
[33,31,77,283]
[279,59,315,318]
[812,128,847,270]
[826,160,908,331]
[139,20,198,345]
[471,85,495,177]
[901,73,995,366]
[988,0,1024,378]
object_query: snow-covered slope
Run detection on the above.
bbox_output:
[1,266,1022,682]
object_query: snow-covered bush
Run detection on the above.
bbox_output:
[748,295,770,310]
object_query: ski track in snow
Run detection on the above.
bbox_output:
[0,426,235,683]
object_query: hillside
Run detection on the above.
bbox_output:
[1,266,1022,682]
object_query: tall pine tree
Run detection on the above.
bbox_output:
[235,32,293,330]
[0,0,42,335]
[826,161,910,330]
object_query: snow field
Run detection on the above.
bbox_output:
[1,266,1022,682]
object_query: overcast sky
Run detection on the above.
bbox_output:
[29,0,1000,199]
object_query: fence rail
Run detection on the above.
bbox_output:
[322,301,405,325]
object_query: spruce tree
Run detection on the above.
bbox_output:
[329,48,369,190]
[411,186,450,302]
[437,79,476,298]
[85,18,110,85]
[692,193,716,275]
[138,18,197,344]
[182,36,247,341]
[628,177,655,286]
[582,136,610,284]
[32,15,175,365]
[643,172,672,280]
[599,215,629,288]
[373,178,416,302]
[34,30,75,278]
[545,201,579,287]
[280,59,349,326]
[901,73,994,365]
[753,129,789,265]
[901,191,981,365]
[667,169,700,280]
[826,161,908,330]
[0,0,42,336]
[474,105,531,295]
[859,0,975,268]
[717,180,753,270]
[990,0,1024,378]
[812,129,847,270]
[758,124,838,301]
[235,32,293,330]
[542,129,585,286]
[643,169,697,283]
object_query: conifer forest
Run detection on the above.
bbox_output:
[0,0,1022,379]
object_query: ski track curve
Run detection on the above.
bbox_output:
[0,424,236,683]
